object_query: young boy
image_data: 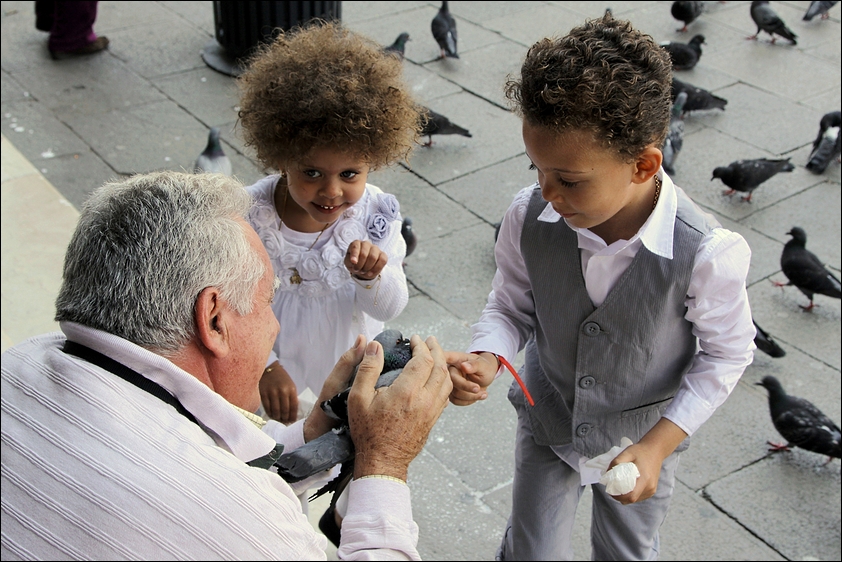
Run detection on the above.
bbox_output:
[445,13,755,560]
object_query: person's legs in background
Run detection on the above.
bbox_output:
[35,1,108,59]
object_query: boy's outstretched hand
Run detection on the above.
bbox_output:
[444,350,498,405]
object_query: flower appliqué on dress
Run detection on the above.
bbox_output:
[248,188,400,298]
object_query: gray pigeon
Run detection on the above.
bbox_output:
[431,0,458,59]
[806,110,842,174]
[671,1,705,33]
[401,216,417,259]
[756,375,841,463]
[803,0,838,21]
[662,91,687,176]
[749,1,798,44]
[420,106,472,146]
[193,127,232,176]
[753,320,786,358]
[384,32,410,60]
[661,34,705,70]
[672,78,727,114]
[711,157,794,202]
[773,226,842,311]
[274,330,412,486]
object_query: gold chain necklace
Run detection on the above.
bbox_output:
[278,185,331,285]
[652,175,662,210]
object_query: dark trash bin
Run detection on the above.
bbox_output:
[202,1,342,76]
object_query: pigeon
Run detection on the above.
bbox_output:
[273,330,412,492]
[662,91,687,176]
[384,32,410,60]
[431,0,458,59]
[671,1,705,32]
[420,106,472,146]
[711,157,794,203]
[756,375,841,464]
[193,127,232,176]
[772,226,842,311]
[803,0,838,21]
[661,34,705,70]
[753,319,786,358]
[749,1,797,45]
[401,216,417,259]
[672,78,727,115]
[806,111,842,174]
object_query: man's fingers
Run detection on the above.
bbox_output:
[424,336,453,400]
[351,340,385,400]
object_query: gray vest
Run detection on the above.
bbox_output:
[514,185,719,457]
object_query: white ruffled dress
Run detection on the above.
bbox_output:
[246,175,409,395]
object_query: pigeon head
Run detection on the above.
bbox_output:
[786,227,807,246]
[711,166,728,180]
[374,329,412,372]
[755,375,785,397]
[689,34,705,46]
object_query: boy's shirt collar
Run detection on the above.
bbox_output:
[537,170,676,260]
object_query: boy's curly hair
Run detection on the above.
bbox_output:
[237,21,422,170]
[505,13,672,162]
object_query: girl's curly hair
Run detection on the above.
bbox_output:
[505,13,673,162]
[237,21,423,170]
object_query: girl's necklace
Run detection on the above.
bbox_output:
[278,185,332,284]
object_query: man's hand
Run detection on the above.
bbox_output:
[302,335,366,443]
[349,335,452,481]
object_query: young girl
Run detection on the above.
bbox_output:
[445,13,756,561]
[237,22,422,424]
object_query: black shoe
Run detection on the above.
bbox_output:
[318,504,341,547]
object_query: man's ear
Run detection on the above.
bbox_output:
[195,286,229,358]
[634,145,663,184]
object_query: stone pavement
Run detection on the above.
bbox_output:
[1,1,840,560]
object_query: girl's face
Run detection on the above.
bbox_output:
[522,122,652,242]
[282,146,371,229]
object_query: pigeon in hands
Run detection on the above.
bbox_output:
[773,226,842,311]
[803,0,838,21]
[711,157,794,202]
[753,319,786,358]
[662,91,687,176]
[431,0,458,59]
[749,1,798,44]
[756,375,841,464]
[420,106,472,146]
[273,330,412,493]
[401,217,417,259]
[671,1,705,32]
[384,32,410,60]
[661,34,705,70]
[806,111,842,174]
[193,127,232,176]
[672,78,727,114]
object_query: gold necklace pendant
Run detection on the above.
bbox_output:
[289,267,302,284]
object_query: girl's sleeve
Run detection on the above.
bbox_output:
[355,210,408,322]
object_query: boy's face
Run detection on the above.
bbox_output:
[284,146,371,227]
[523,122,647,236]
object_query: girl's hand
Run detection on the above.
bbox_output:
[345,240,388,280]
[443,351,497,406]
[259,362,299,424]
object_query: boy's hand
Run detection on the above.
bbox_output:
[345,240,387,280]
[443,351,497,405]
[260,361,299,424]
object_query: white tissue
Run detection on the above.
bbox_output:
[599,462,640,496]
[580,437,640,495]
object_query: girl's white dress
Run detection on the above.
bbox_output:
[246,175,409,395]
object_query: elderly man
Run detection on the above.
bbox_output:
[1,171,451,559]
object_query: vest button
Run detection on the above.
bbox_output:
[576,423,591,437]
[579,375,595,389]
[583,322,601,336]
